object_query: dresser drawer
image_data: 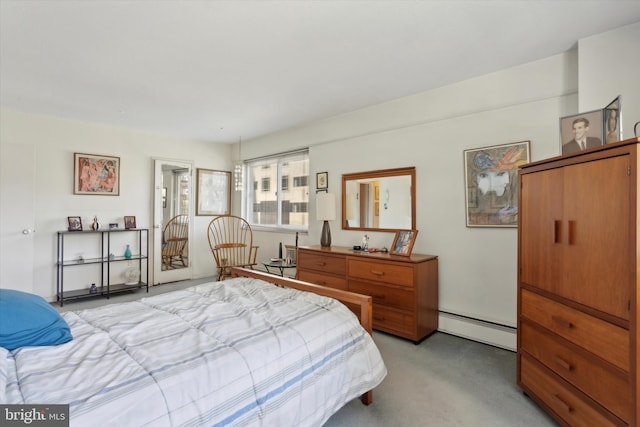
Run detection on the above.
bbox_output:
[520,289,629,371]
[298,250,346,275]
[371,304,415,336]
[348,258,414,287]
[520,355,620,427]
[349,279,414,310]
[297,270,347,291]
[520,321,630,423]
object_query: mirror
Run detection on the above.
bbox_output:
[342,167,416,232]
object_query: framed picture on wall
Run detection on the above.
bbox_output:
[390,229,418,257]
[316,171,328,191]
[559,110,604,155]
[604,95,622,145]
[73,153,120,196]
[196,169,231,216]
[463,140,530,227]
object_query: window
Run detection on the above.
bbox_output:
[245,150,309,230]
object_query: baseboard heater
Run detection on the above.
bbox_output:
[438,310,517,352]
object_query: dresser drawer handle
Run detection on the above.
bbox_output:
[372,294,386,300]
[553,356,573,371]
[373,315,385,321]
[551,315,574,329]
[552,394,574,413]
[315,262,326,267]
[370,270,385,276]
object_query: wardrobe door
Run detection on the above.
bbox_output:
[561,155,630,320]
[519,167,563,294]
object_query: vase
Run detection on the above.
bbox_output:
[91,216,100,230]
[124,244,132,259]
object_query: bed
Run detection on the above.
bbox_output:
[1,268,386,426]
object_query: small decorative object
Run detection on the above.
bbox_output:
[109,253,115,260]
[123,267,140,285]
[196,168,231,216]
[77,255,84,264]
[559,110,603,155]
[91,216,100,230]
[73,153,120,196]
[109,223,118,229]
[316,171,328,192]
[124,216,136,229]
[278,242,283,259]
[362,234,369,251]
[463,140,530,227]
[124,244,132,259]
[604,95,622,145]
[67,216,82,231]
[390,230,418,257]
[635,121,640,137]
[89,283,97,294]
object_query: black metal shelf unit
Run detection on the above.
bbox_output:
[56,228,149,306]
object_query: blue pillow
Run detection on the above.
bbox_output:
[0,289,72,350]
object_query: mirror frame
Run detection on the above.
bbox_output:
[341,166,416,232]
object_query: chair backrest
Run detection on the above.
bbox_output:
[207,215,255,272]
[163,214,189,254]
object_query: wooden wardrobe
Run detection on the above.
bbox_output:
[517,137,639,426]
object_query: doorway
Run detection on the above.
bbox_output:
[153,159,193,284]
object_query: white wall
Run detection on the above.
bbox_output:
[0,109,231,299]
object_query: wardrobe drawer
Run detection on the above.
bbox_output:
[520,289,629,371]
[297,250,346,276]
[520,322,630,423]
[349,279,414,310]
[348,259,414,287]
[520,355,619,427]
[297,270,347,291]
[371,304,414,336]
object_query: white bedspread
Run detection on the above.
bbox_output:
[1,277,386,426]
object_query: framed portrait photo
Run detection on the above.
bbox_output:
[196,169,231,216]
[604,95,622,145]
[67,216,82,231]
[124,216,136,229]
[559,110,604,155]
[316,171,328,191]
[74,153,120,196]
[463,140,530,227]
[390,229,418,257]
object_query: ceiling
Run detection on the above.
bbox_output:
[1,1,639,144]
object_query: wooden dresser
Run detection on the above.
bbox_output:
[517,138,639,426]
[297,245,438,342]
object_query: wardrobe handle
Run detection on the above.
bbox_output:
[552,315,574,329]
[553,220,562,243]
[553,356,573,371]
[568,220,576,245]
[553,394,574,413]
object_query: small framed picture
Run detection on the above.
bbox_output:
[604,95,622,145]
[124,216,136,229]
[559,109,604,155]
[68,216,83,231]
[390,229,418,257]
[316,171,328,191]
[109,223,118,229]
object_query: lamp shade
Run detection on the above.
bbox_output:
[316,192,336,221]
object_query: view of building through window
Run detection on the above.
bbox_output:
[245,150,309,230]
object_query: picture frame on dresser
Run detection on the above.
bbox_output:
[559,109,603,155]
[604,95,621,145]
[390,230,418,256]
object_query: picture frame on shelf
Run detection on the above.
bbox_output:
[73,153,120,196]
[67,216,82,231]
[109,223,118,229]
[196,168,231,216]
[604,95,622,145]
[463,140,530,227]
[559,109,603,155]
[316,171,328,191]
[390,229,418,257]
[124,216,136,229]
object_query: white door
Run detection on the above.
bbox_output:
[153,159,193,284]
[0,143,36,291]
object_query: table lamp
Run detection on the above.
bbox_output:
[316,192,336,247]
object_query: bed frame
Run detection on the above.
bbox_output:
[231,267,374,405]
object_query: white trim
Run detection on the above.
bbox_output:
[438,312,516,351]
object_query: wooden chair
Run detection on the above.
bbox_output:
[207,215,259,280]
[161,214,189,270]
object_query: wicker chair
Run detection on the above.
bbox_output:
[207,215,259,280]
[161,214,189,270]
